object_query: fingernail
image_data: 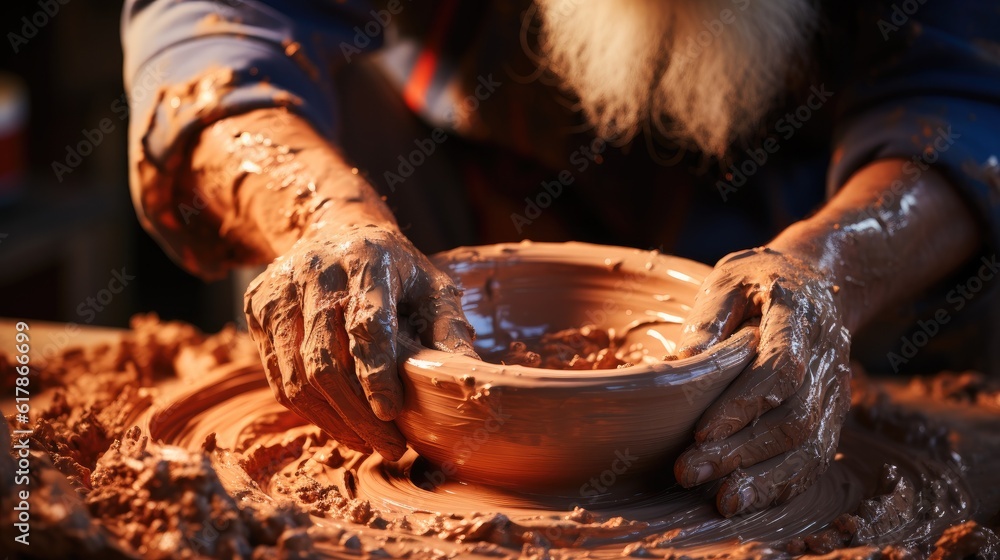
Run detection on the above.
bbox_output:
[370,393,399,420]
[694,463,714,485]
[721,486,756,517]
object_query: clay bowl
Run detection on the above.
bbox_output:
[395,242,758,493]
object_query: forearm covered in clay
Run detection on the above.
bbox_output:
[182,109,399,265]
[770,158,980,333]
[122,0,385,278]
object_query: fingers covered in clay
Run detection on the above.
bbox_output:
[302,301,406,460]
[695,296,808,443]
[713,360,850,517]
[423,276,479,359]
[343,252,404,421]
[700,276,848,442]
[672,247,852,516]
[675,327,846,487]
[674,257,751,358]
[298,263,407,458]
[248,315,371,451]
[675,365,823,487]
[243,225,473,460]
[245,273,373,452]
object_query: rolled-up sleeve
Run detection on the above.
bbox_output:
[122,0,379,277]
[828,0,1000,251]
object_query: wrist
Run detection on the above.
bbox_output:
[768,216,850,281]
[767,216,866,330]
[296,196,399,242]
[289,160,398,238]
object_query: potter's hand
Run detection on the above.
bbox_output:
[672,247,851,517]
[244,225,477,460]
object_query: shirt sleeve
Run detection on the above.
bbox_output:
[122,0,382,278]
[828,1,1000,252]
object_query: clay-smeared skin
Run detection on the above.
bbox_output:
[186,106,979,511]
[185,109,398,262]
[187,110,477,459]
[673,248,852,516]
[244,226,478,460]
[674,159,978,517]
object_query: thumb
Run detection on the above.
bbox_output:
[674,282,749,359]
[422,278,479,359]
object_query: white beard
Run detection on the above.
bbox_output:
[536,0,819,158]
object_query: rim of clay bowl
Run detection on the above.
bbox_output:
[398,241,758,388]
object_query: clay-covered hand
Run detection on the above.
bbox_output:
[244,224,478,460]
[672,247,851,517]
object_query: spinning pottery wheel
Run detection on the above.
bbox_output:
[142,360,975,558]
[108,243,987,558]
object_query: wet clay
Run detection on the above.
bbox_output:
[665,245,854,517]
[2,316,997,559]
[496,325,633,370]
[393,243,760,492]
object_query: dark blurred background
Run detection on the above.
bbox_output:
[0,0,233,333]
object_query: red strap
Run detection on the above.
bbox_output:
[403,0,460,112]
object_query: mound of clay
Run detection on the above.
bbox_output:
[497,325,632,370]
